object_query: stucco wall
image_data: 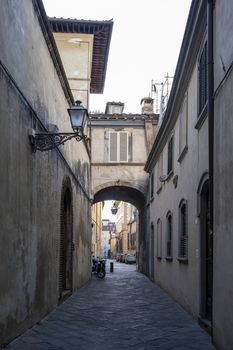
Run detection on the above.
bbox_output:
[148,61,209,319]
[0,1,91,347]
[91,126,150,195]
[213,2,233,348]
[53,32,93,107]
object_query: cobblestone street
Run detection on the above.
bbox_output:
[5,261,215,350]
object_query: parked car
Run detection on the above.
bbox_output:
[125,252,136,264]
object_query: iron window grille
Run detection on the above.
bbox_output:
[178,200,188,260]
[166,213,173,258]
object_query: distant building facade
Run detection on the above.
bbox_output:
[101,219,112,258]
[91,202,103,257]
[115,201,138,259]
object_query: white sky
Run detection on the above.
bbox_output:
[43,0,192,114]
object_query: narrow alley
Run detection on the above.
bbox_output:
[5,262,214,350]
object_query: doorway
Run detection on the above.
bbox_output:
[200,179,213,324]
[59,186,73,301]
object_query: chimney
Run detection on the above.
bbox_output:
[105,101,124,114]
[140,97,154,114]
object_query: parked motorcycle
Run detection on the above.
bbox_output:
[92,257,106,279]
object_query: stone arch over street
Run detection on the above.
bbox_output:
[93,183,148,273]
[93,181,146,209]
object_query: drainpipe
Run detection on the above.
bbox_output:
[207,0,214,335]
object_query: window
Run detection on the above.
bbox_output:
[156,219,162,259]
[166,212,173,258]
[156,153,163,192]
[179,92,188,160]
[150,172,154,199]
[198,41,207,114]
[167,135,174,175]
[178,199,188,260]
[109,131,128,162]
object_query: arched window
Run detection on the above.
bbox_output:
[178,199,188,261]
[166,212,173,258]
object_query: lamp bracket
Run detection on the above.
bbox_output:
[29,130,87,152]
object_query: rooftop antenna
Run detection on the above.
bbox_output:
[150,74,174,126]
[151,79,163,114]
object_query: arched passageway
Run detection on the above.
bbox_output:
[93,185,148,274]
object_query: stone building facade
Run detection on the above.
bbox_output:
[90,101,158,272]
[0,1,112,348]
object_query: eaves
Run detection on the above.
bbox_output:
[49,17,114,94]
[145,0,207,173]
[89,120,146,127]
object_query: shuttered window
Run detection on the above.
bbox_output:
[120,132,128,162]
[198,41,208,114]
[156,154,163,191]
[166,212,173,258]
[179,92,188,157]
[157,219,162,259]
[150,172,154,199]
[167,135,174,175]
[109,132,118,162]
[178,199,188,260]
[109,131,129,162]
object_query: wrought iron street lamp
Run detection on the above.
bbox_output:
[111,202,118,215]
[29,100,89,152]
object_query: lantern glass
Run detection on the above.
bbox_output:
[111,206,118,215]
[68,101,88,132]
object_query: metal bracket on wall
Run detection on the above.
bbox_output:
[28,128,87,152]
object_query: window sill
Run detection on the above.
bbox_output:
[166,170,174,182]
[178,145,188,163]
[165,256,173,261]
[177,257,188,264]
[195,104,207,130]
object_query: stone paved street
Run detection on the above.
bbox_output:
[5,261,215,350]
